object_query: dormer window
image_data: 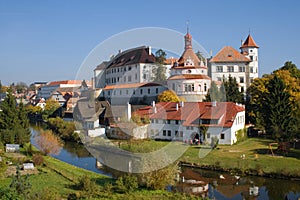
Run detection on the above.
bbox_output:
[184,57,194,66]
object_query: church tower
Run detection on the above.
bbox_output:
[240,34,259,85]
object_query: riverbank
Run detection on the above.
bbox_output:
[180,137,300,179]
[0,146,198,199]
[115,137,300,179]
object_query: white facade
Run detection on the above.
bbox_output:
[210,62,249,93]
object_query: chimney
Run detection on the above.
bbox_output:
[119,49,122,54]
[127,102,131,121]
[212,101,217,107]
[153,106,157,114]
[176,103,179,111]
[148,46,152,55]
[180,101,184,107]
[152,101,155,107]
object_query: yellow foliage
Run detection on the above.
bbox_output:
[157,90,180,102]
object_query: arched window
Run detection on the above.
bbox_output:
[204,83,207,92]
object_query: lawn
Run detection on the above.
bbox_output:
[181,138,300,177]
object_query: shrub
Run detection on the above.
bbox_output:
[116,175,138,193]
[32,154,44,166]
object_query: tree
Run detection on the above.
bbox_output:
[198,124,208,142]
[10,165,31,198]
[155,49,166,65]
[15,82,28,94]
[43,99,60,119]
[158,90,181,102]
[0,89,31,145]
[35,130,63,155]
[263,75,296,141]
[204,81,225,102]
[223,75,244,103]
[0,80,3,94]
[278,61,300,79]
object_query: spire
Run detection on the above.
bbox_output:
[240,34,259,49]
[184,21,192,50]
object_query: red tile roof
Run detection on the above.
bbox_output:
[48,80,90,86]
[168,74,211,80]
[103,82,163,90]
[240,34,259,48]
[209,46,251,63]
[134,102,245,128]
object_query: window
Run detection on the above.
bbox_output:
[123,76,126,82]
[167,120,170,124]
[128,76,132,82]
[175,131,178,136]
[128,66,132,71]
[155,119,158,124]
[163,130,166,136]
[119,90,122,95]
[241,86,244,93]
[239,66,245,72]
[135,73,138,80]
[175,120,179,125]
[124,67,127,71]
[179,131,183,137]
[250,67,254,73]
[239,77,244,83]
[216,66,223,72]
[207,133,210,139]
[217,77,222,81]
[227,66,234,72]
[126,90,129,95]
[172,83,175,90]
[250,49,253,52]
[184,83,194,92]
[221,133,225,140]
[167,130,171,137]
[148,88,151,94]
[156,88,159,94]
[108,91,110,96]
[250,78,254,83]
[143,74,147,80]
[140,89,143,94]
[250,56,253,61]
[204,83,207,92]
[113,90,116,95]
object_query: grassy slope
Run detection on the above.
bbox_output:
[181,138,300,176]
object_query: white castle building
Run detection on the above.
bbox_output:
[209,34,259,92]
[167,30,211,102]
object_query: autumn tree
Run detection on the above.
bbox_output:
[247,62,300,140]
[35,130,63,155]
[158,90,181,102]
[155,49,166,64]
[43,98,60,119]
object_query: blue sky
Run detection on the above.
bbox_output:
[1,0,300,85]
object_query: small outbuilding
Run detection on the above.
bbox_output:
[23,163,35,170]
[5,144,20,153]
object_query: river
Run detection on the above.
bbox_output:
[30,126,300,199]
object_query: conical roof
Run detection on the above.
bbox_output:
[240,34,259,48]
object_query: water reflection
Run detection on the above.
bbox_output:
[180,167,300,200]
[30,126,110,176]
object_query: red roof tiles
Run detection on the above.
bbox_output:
[209,46,251,63]
[103,82,163,90]
[134,102,245,128]
[240,34,259,48]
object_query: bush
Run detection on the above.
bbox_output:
[116,175,138,193]
[76,175,98,198]
[32,154,44,166]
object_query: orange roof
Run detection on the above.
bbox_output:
[240,34,259,48]
[164,57,178,65]
[103,82,163,90]
[209,46,251,63]
[48,80,85,86]
[134,102,245,128]
[168,74,211,80]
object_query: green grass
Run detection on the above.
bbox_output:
[181,138,300,177]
